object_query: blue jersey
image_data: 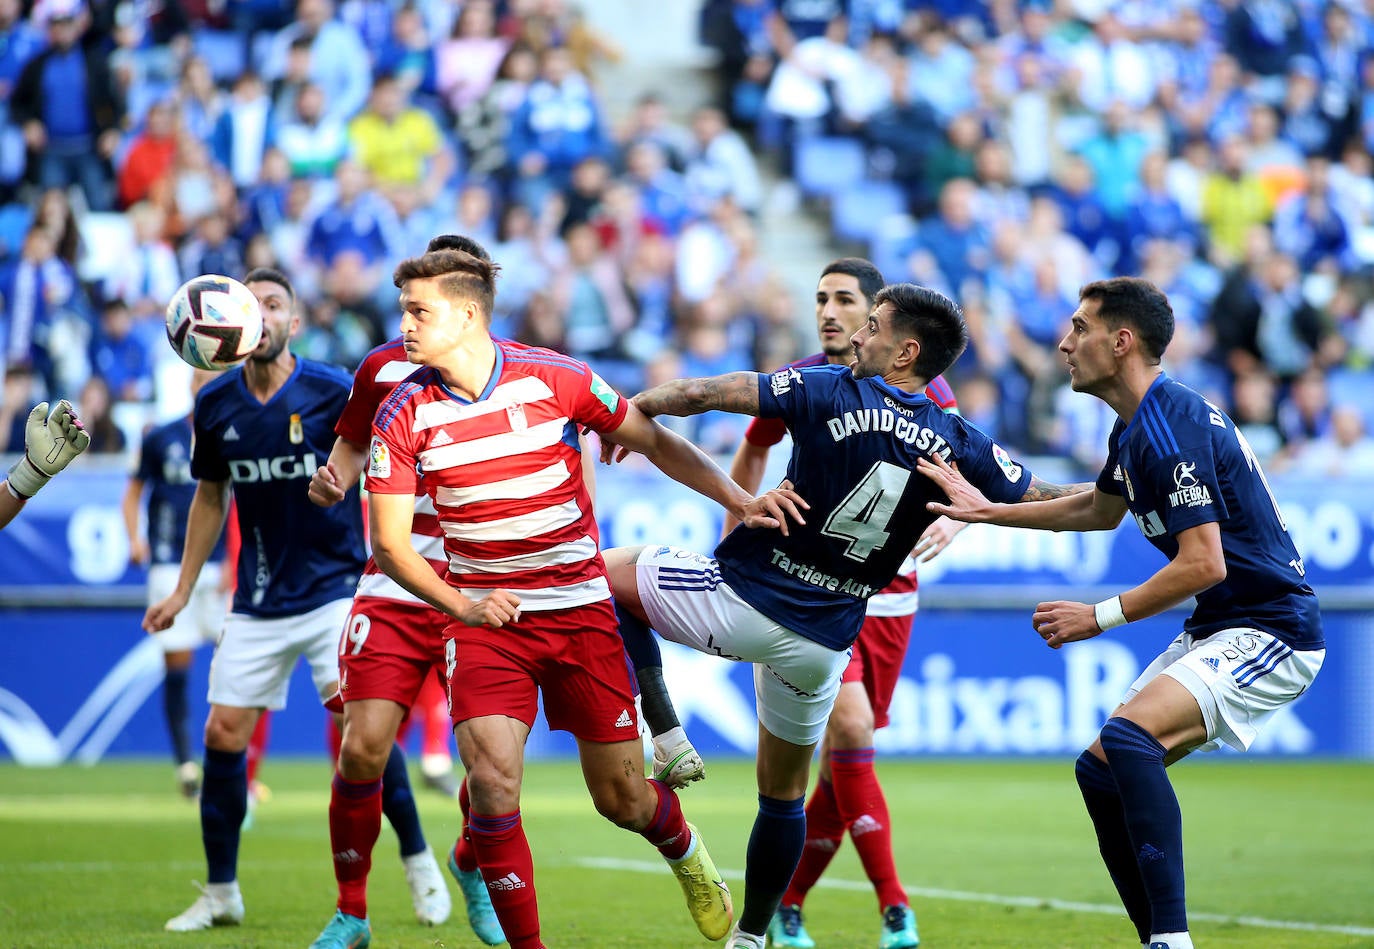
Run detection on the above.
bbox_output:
[717,365,1033,650]
[134,417,228,567]
[1095,375,1323,650]
[192,358,365,618]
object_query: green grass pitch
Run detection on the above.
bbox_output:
[2,758,1372,948]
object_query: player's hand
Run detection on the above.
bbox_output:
[128,537,151,567]
[308,461,347,507]
[598,435,633,465]
[741,479,809,536]
[912,515,967,563]
[1031,600,1101,649]
[456,590,522,628]
[143,589,190,634]
[7,401,91,498]
[916,454,995,523]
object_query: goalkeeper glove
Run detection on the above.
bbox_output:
[6,400,91,499]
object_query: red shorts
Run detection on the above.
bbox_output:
[337,596,448,709]
[842,612,914,729]
[444,600,640,743]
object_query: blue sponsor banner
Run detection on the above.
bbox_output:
[0,606,1366,762]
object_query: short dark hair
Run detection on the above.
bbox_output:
[1078,277,1174,362]
[820,257,884,305]
[872,283,968,381]
[243,267,294,302]
[393,250,501,319]
[426,234,492,261]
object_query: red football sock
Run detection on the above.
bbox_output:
[468,810,541,949]
[246,711,270,785]
[831,747,905,909]
[783,775,845,906]
[417,675,452,759]
[329,773,383,918]
[452,777,478,873]
[641,779,690,860]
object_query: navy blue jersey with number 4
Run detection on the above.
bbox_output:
[716,365,1033,650]
[1095,375,1322,650]
[135,417,228,566]
[192,358,365,617]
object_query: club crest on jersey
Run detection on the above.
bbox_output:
[992,443,1022,482]
[589,373,620,413]
[770,367,802,396]
[288,412,303,445]
[369,436,391,478]
[506,402,528,431]
[1169,460,1212,508]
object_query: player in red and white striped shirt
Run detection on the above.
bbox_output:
[364,248,802,949]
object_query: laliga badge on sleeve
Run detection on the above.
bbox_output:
[288,412,304,444]
[369,436,391,478]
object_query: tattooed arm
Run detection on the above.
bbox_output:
[631,372,762,419]
[918,456,1128,532]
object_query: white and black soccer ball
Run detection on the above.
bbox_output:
[164,274,264,371]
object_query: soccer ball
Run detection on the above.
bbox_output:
[165,274,264,371]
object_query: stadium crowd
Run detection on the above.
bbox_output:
[1,0,1373,478]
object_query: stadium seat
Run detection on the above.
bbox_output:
[194,28,247,84]
[869,214,919,283]
[830,180,907,244]
[792,136,867,199]
[76,212,135,284]
[1326,367,1374,431]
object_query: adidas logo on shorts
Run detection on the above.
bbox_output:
[488,872,526,891]
[614,709,633,728]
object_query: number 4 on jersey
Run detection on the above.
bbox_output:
[821,461,911,561]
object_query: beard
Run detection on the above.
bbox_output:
[249,332,288,363]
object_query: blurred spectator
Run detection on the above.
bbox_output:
[211,72,273,190]
[1124,152,1196,272]
[433,182,499,249]
[176,56,224,145]
[624,140,690,237]
[0,0,44,197]
[0,362,37,450]
[1252,251,1334,380]
[1281,59,1337,159]
[436,0,509,115]
[1077,100,1149,222]
[1224,0,1306,101]
[276,82,349,179]
[1290,405,1374,477]
[88,297,153,402]
[620,92,694,172]
[508,44,609,207]
[1230,369,1283,465]
[294,293,377,368]
[549,220,635,382]
[349,73,453,201]
[1276,365,1334,454]
[1049,156,1117,271]
[1200,134,1272,265]
[455,41,538,182]
[1273,170,1356,275]
[11,2,123,211]
[105,201,181,327]
[264,0,371,122]
[906,177,990,298]
[684,105,762,215]
[373,4,435,100]
[304,159,402,307]
[923,111,983,205]
[76,374,126,453]
[1,224,86,390]
[118,99,179,210]
[1070,11,1156,113]
[179,212,244,279]
[906,16,977,123]
[33,187,82,266]
[759,14,856,164]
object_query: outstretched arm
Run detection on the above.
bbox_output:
[918,454,1122,532]
[309,436,366,507]
[631,371,760,419]
[143,479,230,631]
[609,401,806,533]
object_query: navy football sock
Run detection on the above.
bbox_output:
[615,599,681,735]
[1100,718,1188,935]
[382,742,427,857]
[1076,749,1151,944]
[164,667,192,765]
[201,747,247,883]
[739,794,806,936]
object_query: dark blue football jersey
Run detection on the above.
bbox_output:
[135,417,229,566]
[1095,375,1323,650]
[717,365,1033,650]
[192,358,365,617]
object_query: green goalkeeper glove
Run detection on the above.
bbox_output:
[7,400,91,499]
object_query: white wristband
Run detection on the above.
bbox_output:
[5,456,49,500]
[1094,595,1127,631]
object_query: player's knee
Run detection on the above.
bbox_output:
[827,705,874,747]
[337,733,389,780]
[1098,716,1166,765]
[465,762,521,812]
[587,775,646,829]
[203,715,249,753]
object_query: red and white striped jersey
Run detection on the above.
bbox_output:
[335,338,447,605]
[368,340,628,613]
[741,356,961,616]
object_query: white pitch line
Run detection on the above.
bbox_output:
[572,857,1374,938]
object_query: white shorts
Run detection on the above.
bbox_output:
[635,546,849,746]
[207,598,352,711]
[148,563,229,653]
[1126,627,1325,752]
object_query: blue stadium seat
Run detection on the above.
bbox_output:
[793,136,867,199]
[869,214,919,282]
[830,180,907,244]
[1326,367,1374,430]
[194,28,247,84]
